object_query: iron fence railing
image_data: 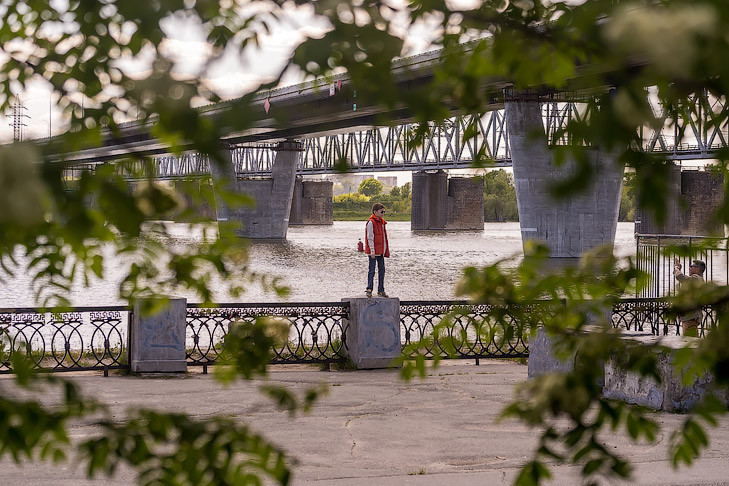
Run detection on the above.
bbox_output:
[399,301,534,359]
[636,234,729,298]
[612,298,716,337]
[186,303,349,366]
[0,298,719,374]
[0,307,129,374]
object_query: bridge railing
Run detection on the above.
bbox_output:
[0,298,717,373]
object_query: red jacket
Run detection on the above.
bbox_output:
[365,215,390,257]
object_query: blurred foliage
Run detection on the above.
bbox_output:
[3,0,729,484]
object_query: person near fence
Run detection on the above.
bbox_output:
[365,203,390,298]
[673,258,706,337]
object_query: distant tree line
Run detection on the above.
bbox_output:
[483,170,519,222]
[333,179,412,220]
[332,172,636,223]
[483,169,637,223]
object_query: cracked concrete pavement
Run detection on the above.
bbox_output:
[1,360,729,485]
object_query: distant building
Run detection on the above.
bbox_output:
[376,176,398,187]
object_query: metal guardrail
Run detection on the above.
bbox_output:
[636,234,729,298]
[0,298,717,374]
[399,301,533,359]
[0,307,129,374]
[186,303,349,366]
[612,298,715,337]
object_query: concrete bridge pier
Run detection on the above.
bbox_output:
[504,99,624,257]
[210,140,300,239]
[289,178,334,225]
[635,164,724,236]
[411,170,484,230]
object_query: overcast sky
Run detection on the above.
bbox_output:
[0,2,446,143]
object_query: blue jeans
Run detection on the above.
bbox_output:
[367,255,386,293]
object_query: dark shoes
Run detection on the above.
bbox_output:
[365,289,372,298]
[377,291,389,298]
[365,289,389,298]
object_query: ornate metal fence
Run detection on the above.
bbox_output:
[186,303,349,366]
[0,298,717,375]
[399,301,533,359]
[0,307,128,373]
[612,298,716,337]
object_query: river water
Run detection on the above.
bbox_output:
[1,222,637,308]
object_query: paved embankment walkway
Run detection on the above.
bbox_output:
[2,360,729,485]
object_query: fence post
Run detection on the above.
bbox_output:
[130,298,187,373]
[342,297,401,369]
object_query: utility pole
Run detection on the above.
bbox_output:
[7,98,29,142]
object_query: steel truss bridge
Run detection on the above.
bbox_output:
[76,91,729,179]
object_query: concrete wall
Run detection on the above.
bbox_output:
[683,170,724,235]
[289,179,333,225]
[634,163,682,235]
[412,171,484,230]
[446,177,484,230]
[210,141,299,239]
[505,100,624,257]
[635,166,724,236]
[412,170,448,230]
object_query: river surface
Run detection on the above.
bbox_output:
[1,222,637,307]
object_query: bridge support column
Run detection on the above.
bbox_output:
[289,178,333,225]
[505,99,623,257]
[411,171,484,230]
[635,165,724,236]
[210,141,300,239]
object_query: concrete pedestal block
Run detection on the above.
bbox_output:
[528,309,611,379]
[527,327,576,378]
[603,333,728,412]
[130,298,187,373]
[343,297,401,369]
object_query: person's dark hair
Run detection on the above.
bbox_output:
[693,260,706,274]
[372,203,385,213]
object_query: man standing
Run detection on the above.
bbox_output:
[673,257,706,337]
[365,203,389,298]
